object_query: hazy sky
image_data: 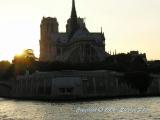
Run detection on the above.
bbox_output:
[0,0,160,61]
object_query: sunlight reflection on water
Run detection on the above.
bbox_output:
[0,97,160,120]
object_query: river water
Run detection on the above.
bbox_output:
[0,97,160,120]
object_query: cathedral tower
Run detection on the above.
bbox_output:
[40,17,59,40]
[40,17,59,61]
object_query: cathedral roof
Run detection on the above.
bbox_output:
[69,27,105,45]
[50,31,104,45]
[71,27,89,39]
[50,33,68,44]
[90,33,105,42]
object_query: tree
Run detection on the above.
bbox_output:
[12,49,37,75]
[0,61,12,79]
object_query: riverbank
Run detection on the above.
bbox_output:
[0,70,160,101]
[1,94,160,103]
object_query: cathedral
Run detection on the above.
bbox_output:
[39,0,108,64]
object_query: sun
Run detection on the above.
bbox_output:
[0,47,25,62]
[15,50,25,57]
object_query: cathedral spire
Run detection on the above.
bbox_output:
[71,0,77,19]
[69,0,79,39]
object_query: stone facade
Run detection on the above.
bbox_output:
[39,0,107,63]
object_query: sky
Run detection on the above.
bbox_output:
[0,0,160,61]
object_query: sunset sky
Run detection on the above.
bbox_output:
[0,0,160,61]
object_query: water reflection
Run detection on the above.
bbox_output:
[0,97,160,120]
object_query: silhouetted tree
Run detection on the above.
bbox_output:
[12,49,37,75]
[0,61,12,80]
[129,56,148,72]
[148,60,160,73]
[123,71,151,94]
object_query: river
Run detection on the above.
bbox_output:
[0,97,160,120]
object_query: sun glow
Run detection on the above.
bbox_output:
[15,50,25,57]
[0,20,39,62]
[0,48,24,62]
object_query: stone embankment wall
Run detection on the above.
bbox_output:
[1,71,160,99]
[10,70,139,99]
